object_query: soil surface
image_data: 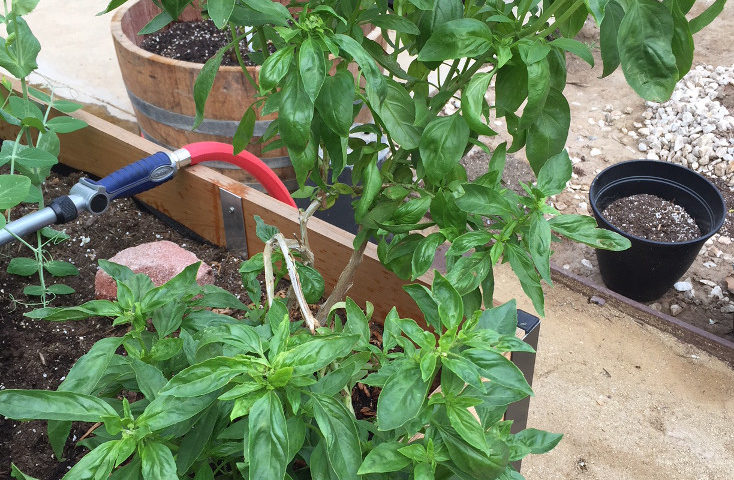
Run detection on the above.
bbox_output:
[0,166,246,479]
[140,19,270,66]
[601,194,702,242]
[462,3,734,342]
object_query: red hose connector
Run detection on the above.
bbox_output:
[183,141,296,208]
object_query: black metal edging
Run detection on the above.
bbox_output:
[550,263,734,366]
[507,310,541,473]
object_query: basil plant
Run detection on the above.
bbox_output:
[3,241,560,479]
[102,0,724,316]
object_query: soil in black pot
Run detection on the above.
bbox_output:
[601,194,702,242]
[140,19,274,66]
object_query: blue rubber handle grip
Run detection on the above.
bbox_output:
[94,152,174,199]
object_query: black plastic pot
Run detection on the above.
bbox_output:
[589,160,726,302]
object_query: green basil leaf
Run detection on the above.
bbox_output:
[141,441,177,479]
[441,355,484,390]
[280,334,360,375]
[332,33,386,100]
[159,356,252,397]
[536,150,571,196]
[550,38,594,67]
[419,113,470,184]
[357,442,410,474]
[0,390,117,422]
[548,214,631,250]
[295,263,325,304]
[208,0,235,28]
[464,348,533,395]
[447,402,488,452]
[461,72,496,136]
[299,36,326,103]
[446,250,492,296]
[688,0,726,34]
[312,393,362,479]
[600,0,624,77]
[528,213,552,284]
[355,157,381,222]
[511,428,563,455]
[455,184,515,218]
[315,70,355,137]
[248,391,289,480]
[193,48,225,129]
[411,232,445,280]
[259,46,295,93]
[504,242,545,317]
[437,425,509,479]
[418,18,492,61]
[525,88,570,175]
[477,300,517,336]
[617,0,678,101]
[432,272,463,329]
[377,361,430,430]
[367,77,419,150]
[233,107,256,155]
[402,284,441,331]
[279,71,314,152]
[137,391,219,432]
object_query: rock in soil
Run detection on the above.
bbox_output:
[94,240,214,300]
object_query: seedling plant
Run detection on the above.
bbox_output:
[0,0,87,305]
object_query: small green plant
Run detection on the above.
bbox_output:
[3,236,560,479]
[0,0,87,305]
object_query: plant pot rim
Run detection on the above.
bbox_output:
[589,159,726,247]
[111,0,382,73]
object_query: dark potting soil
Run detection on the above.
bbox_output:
[601,194,702,242]
[140,19,274,66]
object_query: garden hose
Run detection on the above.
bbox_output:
[0,142,295,247]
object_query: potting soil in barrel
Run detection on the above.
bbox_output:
[140,20,274,66]
[601,194,702,242]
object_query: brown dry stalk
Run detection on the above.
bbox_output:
[315,239,368,325]
[263,233,320,333]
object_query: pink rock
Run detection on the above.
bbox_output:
[95,240,214,300]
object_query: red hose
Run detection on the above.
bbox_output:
[183,142,296,208]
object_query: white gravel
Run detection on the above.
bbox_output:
[636,64,734,185]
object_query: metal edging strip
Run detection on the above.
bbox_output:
[507,310,541,474]
[219,188,248,257]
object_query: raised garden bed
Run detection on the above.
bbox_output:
[0,96,541,477]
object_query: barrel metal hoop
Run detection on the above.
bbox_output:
[127,89,272,137]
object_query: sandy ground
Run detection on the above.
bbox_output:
[495,262,734,479]
[7,1,734,479]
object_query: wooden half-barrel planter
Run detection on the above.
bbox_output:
[111,0,382,192]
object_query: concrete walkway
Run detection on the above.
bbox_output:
[25,0,134,121]
[12,2,734,479]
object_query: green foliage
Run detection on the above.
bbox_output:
[0,6,86,306]
[5,259,558,479]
